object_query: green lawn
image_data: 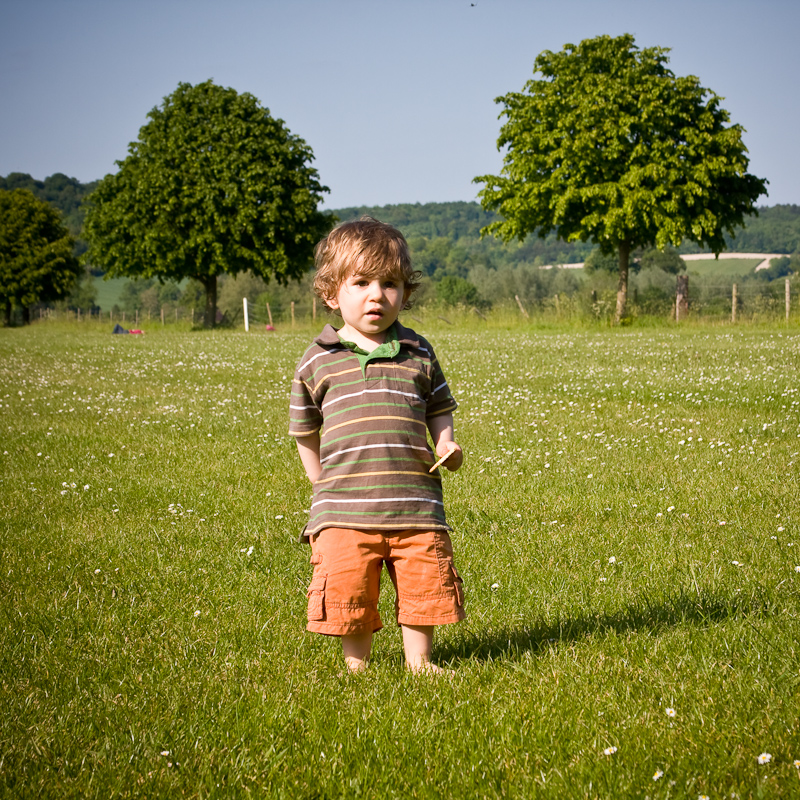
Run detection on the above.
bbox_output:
[2,320,799,797]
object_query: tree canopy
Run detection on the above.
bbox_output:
[474,33,767,321]
[84,80,331,326]
[0,189,80,325]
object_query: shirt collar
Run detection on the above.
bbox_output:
[314,320,419,349]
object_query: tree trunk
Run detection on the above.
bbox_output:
[615,242,631,323]
[202,275,217,329]
[3,300,11,327]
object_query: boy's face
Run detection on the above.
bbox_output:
[327,272,409,347]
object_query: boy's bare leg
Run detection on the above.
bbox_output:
[401,624,453,675]
[342,630,372,672]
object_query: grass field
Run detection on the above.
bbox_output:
[2,319,799,798]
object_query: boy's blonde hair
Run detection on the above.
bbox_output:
[314,217,422,309]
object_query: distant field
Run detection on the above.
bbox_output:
[685,258,763,276]
[92,276,129,310]
[92,276,189,311]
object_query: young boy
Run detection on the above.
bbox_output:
[289,217,466,674]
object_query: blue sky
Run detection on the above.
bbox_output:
[2,0,798,209]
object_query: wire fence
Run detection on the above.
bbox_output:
[12,277,799,328]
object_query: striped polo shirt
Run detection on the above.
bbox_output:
[289,321,458,536]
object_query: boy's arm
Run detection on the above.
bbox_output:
[427,412,463,471]
[295,432,322,484]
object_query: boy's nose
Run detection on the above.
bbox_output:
[367,281,384,300]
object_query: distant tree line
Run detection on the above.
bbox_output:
[3,182,798,324]
[8,179,800,272]
[0,173,97,255]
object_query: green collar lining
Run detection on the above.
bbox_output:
[338,323,400,378]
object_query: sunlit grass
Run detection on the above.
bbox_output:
[1,320,799,797]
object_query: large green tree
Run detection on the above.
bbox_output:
[474,34,767,322]
[0,189,80,325]
[84,80,331,327]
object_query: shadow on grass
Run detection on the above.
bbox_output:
[437,586,773,665]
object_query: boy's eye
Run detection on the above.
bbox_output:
[384,280,397,288]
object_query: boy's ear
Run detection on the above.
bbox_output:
[326,293,340,310]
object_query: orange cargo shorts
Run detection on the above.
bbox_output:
[306,527,466,636]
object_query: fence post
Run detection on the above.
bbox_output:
[243,297,249,332]
[313,296,317,322]
[515,294,529,319]
[554,293,560,315]
[732,284,737,323]
[161,307,164,325]
[676,275,688,321]
[291,301,295,328]
[787,278,791,323]
[266,303,274,329]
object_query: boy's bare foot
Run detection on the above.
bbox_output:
[344,656,369,673]
[406,658,455,677]
[401,624,454,675]
[342,630,372,674]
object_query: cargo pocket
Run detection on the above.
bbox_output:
[306,574,327,621]
[448,561,464,607]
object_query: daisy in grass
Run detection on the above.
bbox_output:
[653,769,664,780]
[603,746,617,756]
[757,752,771,764]
[666,707,676,718]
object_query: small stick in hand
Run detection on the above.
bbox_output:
[429,446,457,473]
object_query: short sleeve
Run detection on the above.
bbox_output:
[425,342,458,419]
[288,362,322,437]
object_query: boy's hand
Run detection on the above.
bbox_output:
[435,441,463,472]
